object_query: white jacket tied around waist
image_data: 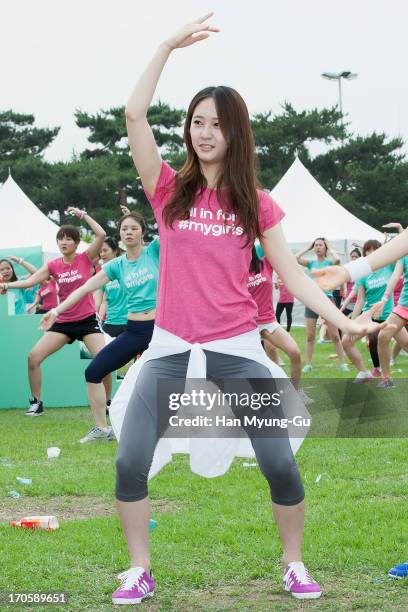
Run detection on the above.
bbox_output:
[109,325,310,479]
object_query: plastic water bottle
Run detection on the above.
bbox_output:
[10,516,59,531]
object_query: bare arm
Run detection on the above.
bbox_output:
[40,271,110,330]
[261,225,372,334]
[295,243,313,267]
[325,240,341,265]
[125,13,219,195]
[351,287,365,319]
[2,265,49,290]
[9,256,37,275]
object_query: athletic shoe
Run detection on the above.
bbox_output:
[317,339,330,344]
[339,363,350,372]
[353,371,372,383]
[283,561,322,599]
[388,560,408,579]
[302,364,313,373]
[26,398,44,417]
[79,426,114,444]
[371,367,382,377]
[389,359,395,367]
[377,378,396,389]
[297,388,314,405]
[112,567,155,604]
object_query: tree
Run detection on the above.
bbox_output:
[0,110,59,202]
[251,103,346,189]
[311,133,408,228]
[74,103,185,234]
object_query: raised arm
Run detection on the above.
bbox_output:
[261,226,379,337]
[371,261,403,319]
[295,243,313,267]
[40,270,110,330]
[313,228,408,291]
[9,256,38,276]
[125,13,219,195]
[325,240,340,265]
[1,265,49,291]
[66,207,106,261]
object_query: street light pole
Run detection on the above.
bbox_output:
[321,71,358,115]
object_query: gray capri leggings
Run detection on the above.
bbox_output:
[116,350,305,506]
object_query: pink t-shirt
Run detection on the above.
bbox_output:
[247,259,276,324]
[145,161,285,343]
[38,280,58,311]
[47,252,96,323]
[394,276,404,306]
[277,278,294,304]
[345,281,357,305]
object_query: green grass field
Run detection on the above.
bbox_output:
[1,328,408,611]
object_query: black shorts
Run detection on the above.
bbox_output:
[102,322,127,338]
[48,314,101,344]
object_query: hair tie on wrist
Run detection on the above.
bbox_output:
[344,258,373,282]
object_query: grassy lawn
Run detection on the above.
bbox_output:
[1,327,408,611]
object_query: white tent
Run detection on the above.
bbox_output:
[270,158,384,326]
[271,157,383,252]
[0,175,87,260]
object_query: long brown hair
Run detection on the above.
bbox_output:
[163,86,261,244]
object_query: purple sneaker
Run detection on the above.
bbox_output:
[283,562,322,599]
[112,567,154,604]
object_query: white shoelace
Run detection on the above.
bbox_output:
[286,562,313,584]
[117,567,145,591]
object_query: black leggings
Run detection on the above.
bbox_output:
[85,320,154,383]
[368,321,383,369]
[115,350,305,506]
[275,302,294,331]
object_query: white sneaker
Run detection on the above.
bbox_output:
[339,363,350,373]
[389,359,395,367]
[302,364,313,373]
[353,371,372,383]
[297,388,314,405]
[79,426,114,444]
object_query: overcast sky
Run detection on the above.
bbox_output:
[3,0,408,162]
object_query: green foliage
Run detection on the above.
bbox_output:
[2,102,408,234]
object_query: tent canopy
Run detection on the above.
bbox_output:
[0,175,87,260]
[271,158,383,247]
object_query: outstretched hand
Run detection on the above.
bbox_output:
[164,12,219,51]
[311,265,350,292]
[39,310,57,331]
[343,308,388,343]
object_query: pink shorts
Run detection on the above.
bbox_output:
[393,304,408,322]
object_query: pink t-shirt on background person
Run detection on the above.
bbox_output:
[47,252,96,323]
[277,278,294,304]
[145,161,285,344]
[38,280,58,311]
[247,258,276,324]
[394,276,404,306]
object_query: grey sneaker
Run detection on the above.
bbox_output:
[79,426,114,444]
[377,378,396,389]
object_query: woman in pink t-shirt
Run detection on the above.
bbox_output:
[2,207,110,433]
[108,14,380,605]
[275,275,295,332]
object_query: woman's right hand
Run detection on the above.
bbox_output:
[163,12,219,51]
[39,309,57,331]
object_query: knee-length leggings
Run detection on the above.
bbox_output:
[85,320,154,383]
[115,350,305,506]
